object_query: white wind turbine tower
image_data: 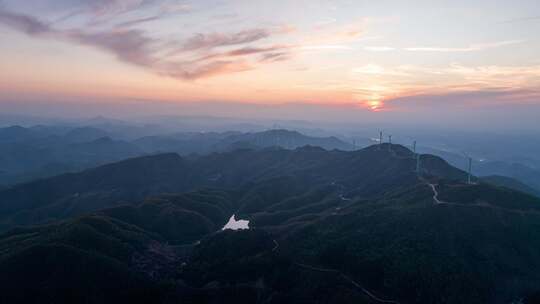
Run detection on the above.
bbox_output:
[462,152,473,184]
[399,136,421,173]
[416,152,421,174]
[412,140,421,174]
[396,134,420,174]
[400,135,416,154]
[398,134,416,153]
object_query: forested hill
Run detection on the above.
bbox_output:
[0,144,539,303]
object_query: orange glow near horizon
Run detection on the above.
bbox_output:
[0,1,539,113]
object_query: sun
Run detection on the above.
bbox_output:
[365,97,385,111]
[359,92,385,111]
[368,100,382,111]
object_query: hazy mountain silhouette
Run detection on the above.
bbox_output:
[0,126,354,186]
[2,124,538,196]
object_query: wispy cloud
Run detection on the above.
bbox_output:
[226,46,287,57]
[404,40,524,52]
[182,29,271,51]
[347,62,540,108]
[363,46,395,52]
[0,8,156,66]
[71,29,157,66]
[442,64,540,88]
[194,45,292,62]
[499,16,540,24]
[90,1,191,27]
[51,0,153,25]
[299,45,353,51]
[301,20,365,46]
[162,60,253,80]
[259,52,290,63]
[89,0,148,17]
[0,8,53,35]
[0,7,294,80]
[115,15,162,28]
[352,64,409,76]
[386,89,540,111]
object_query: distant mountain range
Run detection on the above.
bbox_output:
[0,144,539,303]
[3,124,540,198]
[0,125,353,186]
[132,129,352,153]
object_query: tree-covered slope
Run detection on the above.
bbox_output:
[0,144,539,303]
[0,144,466,231]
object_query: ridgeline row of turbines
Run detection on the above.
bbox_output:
[374,130,473,185]
[267,126,473,185]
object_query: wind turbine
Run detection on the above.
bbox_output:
[409,139,421,173]
[396,134,417,156]
[416,153,421,174]
[462,152,473,184]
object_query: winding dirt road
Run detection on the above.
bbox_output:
[428,183,445,205]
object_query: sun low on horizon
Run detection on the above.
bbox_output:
[0,0,539,115]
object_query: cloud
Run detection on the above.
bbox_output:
[115,15,162,28]
[352,64,409,76]
[0,7,294,80]
[50,0,189,27]
[182,29,271,51]
[157,2,191,14]
[70,29,156,66]
[0,8,155,66]
[442,64,540,88]
[71,0,149,18]
[193,45,293,63]
[163,60,253,80]
[404,40,523,52]
[345,62,540,110]
[226,46,287,57]
[46,0,151,24]
[0,8,52,35]
[300,20,365,47]
[299,45,353,51]
[499,16,540,24]
[386,89,540,110]
[363,46,395,52]
[259,52,290,63]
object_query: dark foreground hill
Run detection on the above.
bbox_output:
[0,144,539,303]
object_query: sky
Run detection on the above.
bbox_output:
[0,0,539,128]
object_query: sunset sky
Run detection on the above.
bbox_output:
[0,0,539,123]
